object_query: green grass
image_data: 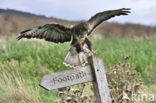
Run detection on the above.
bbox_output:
[93,38,156,84]
[0,38,156,103]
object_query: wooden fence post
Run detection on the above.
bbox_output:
[88,56,112,103]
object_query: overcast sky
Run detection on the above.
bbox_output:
[0,0,156,26]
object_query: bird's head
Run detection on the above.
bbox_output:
[72,22,89,35]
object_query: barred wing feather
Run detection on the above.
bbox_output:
[88,8,131,35]
[17,23,72,43]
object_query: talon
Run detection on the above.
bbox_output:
[85,50,97,56]
[91,49,97,56]
[86,52,91,56]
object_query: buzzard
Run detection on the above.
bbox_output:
[17,8,131,67]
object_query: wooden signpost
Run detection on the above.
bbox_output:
[40,56,112,103]
[40,66,93,90]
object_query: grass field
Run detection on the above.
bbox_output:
[0,37,156,103]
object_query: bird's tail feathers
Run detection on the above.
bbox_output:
[63,46,87,68]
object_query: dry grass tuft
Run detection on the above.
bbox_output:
[0,60,40,103]
[107,56,143,103]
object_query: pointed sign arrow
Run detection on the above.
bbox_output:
[39,66,94,90]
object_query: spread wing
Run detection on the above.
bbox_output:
[87,8,131,35]
[17,23,72,43]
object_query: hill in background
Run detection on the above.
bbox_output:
[0,8,156,38]
[0,8,47,19]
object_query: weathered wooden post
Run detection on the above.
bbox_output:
[40,56,112,103]
[88,56,112,103]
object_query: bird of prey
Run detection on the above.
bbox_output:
[17,8,131,67]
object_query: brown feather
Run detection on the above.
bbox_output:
[88,8,131,35]
[17,23,72,43]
